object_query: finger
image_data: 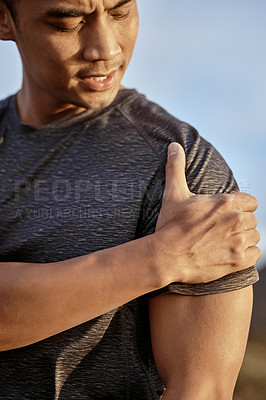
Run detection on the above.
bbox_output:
[163,142,191,202]
[232,230,261,254]
[244,213,258,230]
[231,192,259,212]
[244,246,262,267]
[244,229,261,248]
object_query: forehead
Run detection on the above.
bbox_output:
[22,0,127,13]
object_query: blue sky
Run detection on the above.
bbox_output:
[0,0,265,268]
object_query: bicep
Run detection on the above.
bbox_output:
[149,287,253,397]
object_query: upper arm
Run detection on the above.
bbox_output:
[149,287,253,398]
[141,120,257,396]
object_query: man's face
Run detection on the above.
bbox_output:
[12,0,139,112]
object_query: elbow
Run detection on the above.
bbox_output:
[164,357,242,400]
[205,356,244,399]
[194,381,235,400]
[165,380,236,400]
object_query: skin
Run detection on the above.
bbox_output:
[0,0,262,397]
[2,0,139,125]
[150,287,253,400]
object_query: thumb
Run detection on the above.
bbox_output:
[163,142,191,202]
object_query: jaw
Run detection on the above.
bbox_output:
[17,66,125,126]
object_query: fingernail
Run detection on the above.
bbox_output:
[168,143,179,156]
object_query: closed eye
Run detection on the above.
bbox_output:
[50,20,85,32]
[108,0,132,20]
[108,10,130,20]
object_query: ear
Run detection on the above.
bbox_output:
[0,2,16,41]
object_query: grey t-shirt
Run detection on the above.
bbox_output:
[0,89,258,399]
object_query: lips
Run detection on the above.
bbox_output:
[79,70,118,91]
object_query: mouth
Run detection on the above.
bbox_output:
[79,70,119,92]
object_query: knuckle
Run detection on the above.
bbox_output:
[162,186,173,201]
[219,195,232,208]
[166,159,181,170]
[231,236,245,260]
[234,212,245,228]
[235,234,245,249]
[231,252,245,267]
[236,252,246,266]
[237,212,245,225]
[165,163,175,172]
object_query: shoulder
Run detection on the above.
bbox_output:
[118,90,197,152]
[118,90,238,195]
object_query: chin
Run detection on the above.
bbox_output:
[73,88,120,111]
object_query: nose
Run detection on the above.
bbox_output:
[82,17,122,62]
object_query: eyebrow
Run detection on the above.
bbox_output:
[44,9,86,18]
[44,0,132,19]
[112,0,132,10]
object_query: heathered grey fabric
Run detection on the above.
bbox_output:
[0,89,258,399]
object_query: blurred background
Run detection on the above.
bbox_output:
[0,0,265,398]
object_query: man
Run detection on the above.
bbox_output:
[0,1,261,399]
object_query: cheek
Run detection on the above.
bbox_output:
[32,30,81,66]
[18,34,74,76]
[41,37,80,69]
[120,18,139,59]
[38,40,81,88]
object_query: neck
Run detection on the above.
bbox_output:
[16,85,87,127]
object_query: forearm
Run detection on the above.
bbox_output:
[149,287,253,400]
[0,144,260,352]
[0,235,161,351]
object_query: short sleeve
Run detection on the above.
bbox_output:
[137,127,259,298]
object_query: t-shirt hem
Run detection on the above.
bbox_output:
[147,266,259,297]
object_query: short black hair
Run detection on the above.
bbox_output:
[2,0,18,22]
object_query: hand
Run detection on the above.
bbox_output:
[151,142,261,285]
